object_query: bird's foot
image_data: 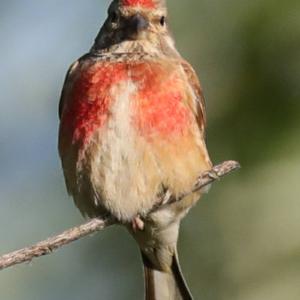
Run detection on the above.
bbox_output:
[205,169,220,180]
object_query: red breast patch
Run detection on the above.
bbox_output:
[60,62,127,147]
[60,61,192,151]
[132,63,192,138]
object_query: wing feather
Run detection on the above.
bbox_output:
[180,60,207,136]
[59,60,79,120]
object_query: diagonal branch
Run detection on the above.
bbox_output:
[0,160,240,271]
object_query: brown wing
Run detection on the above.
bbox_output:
[59,60,79,120]
[181,60,207,136]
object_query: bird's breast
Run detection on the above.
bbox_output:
[60,60,193,153]
[59,58,209,220]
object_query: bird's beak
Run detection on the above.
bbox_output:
[128,14,149,34]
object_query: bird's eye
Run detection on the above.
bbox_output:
[160,16,166,26]
[110,11,118,24]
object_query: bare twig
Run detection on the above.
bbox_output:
[0,160,240,271]
[0,218,115,271]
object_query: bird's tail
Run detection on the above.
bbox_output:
[130,199,197,299]
[141,249,193,300]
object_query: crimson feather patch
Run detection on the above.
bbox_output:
[121,0,156,9]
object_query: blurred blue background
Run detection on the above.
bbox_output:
[0,1,299,299]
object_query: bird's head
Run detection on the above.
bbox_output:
[91,0,179,57]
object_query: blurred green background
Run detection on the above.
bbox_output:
[0,0,299,299]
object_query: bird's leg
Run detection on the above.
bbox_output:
[132,215,145,232]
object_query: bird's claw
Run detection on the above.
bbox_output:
[206,169,220,180]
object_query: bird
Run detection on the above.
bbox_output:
[58,0,212,299]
